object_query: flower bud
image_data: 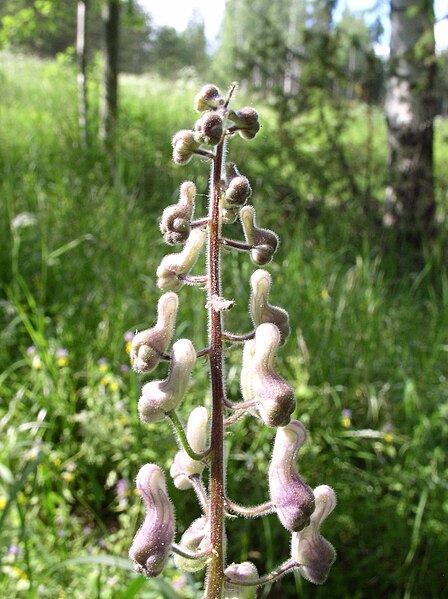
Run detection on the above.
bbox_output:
[291,485,337,584]
[194,111,224,146]
[224,562,259,599]
[173,516,210,572]
[130,292,178,373]
[129,464,175,577]
[222,163,252,208]
[156,228,206,291]
[240,339,256,403]
[194,84,225,112]
[240,206,279,265]
[249,270,290,345]
[251,323,295,426]
[170,406,208,489]
[160,181,196,245]
[228,107,260,140]
[138,339,196,422]
[172,130,200,165]
[269,420,315,531]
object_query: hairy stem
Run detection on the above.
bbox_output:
[224,497,274,518]
[172,544,211,560]
[205,134,227,599]
[167,411,211,462]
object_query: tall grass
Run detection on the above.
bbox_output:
[1,53,447,598]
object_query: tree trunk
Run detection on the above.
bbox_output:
[100,0,120,146]
[384,0,437,243]
[76,0,89,146]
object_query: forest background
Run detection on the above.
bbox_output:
[1,0,448,597]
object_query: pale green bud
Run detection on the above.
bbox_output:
[228,107,260,140]
[173,516,210,572]
[130,292,178,373]
[224,562,259,598]
[129,464,175,577]
[269,420,315,531]
[156,229,206,291]
[240,206,279,265]
[138,339,196,422]
[172,129,200,165]
[251,323,295,426]
[291,485,337,584]
[194,111,224,145]
[249,270,290,345]
[170,406,208,489]
[194,84,225,112]
[160,181,196,245]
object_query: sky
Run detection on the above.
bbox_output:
[139,0,448,54]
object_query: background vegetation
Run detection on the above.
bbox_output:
[1,1,448,598]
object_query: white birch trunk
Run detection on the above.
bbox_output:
[76,0,89,146]
[384,0,437,242]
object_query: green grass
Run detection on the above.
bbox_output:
[1,52,448,598]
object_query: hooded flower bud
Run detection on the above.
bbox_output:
[240,206,279,265]
[228,107,260,140]
[222,163,252,208]
[250,323,295,426]
[224,562,259,599]
[129,464,175,577]
[194,84,225,112]
[172,130,200,165]
[269,420,315,532]
[170,406,208,489]
[173,516,210,572]
[156,229,206,291]
[138,339,196,422]
[130,292,178,373]
[194,111,224,146]
[291,485,337,584]
[249,270,290,345]
[160,181,196,245]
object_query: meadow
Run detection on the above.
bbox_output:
[1,53,448,598]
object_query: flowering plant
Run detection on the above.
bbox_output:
[127,83,337,598]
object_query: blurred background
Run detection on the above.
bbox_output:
[1,1,448,597]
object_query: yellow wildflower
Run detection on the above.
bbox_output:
[384,433,394,443]
[109,381,119,392]
[32,355,42,370]
[321,288,330,300]
[100,376,108,386]
[125,341,132,354]
[62,471,75,482]
[99,363,108,374]
[0,496,7,510]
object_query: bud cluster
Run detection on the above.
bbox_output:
[126,84,337,598]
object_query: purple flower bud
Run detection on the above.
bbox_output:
[240,206,279,265]
[224,562,259,598]
[129,464,175,577]
[138,339,196,422]
[156,229,206,291]
[130,292,178,373]
[194,84,225,112]
[170,407,208,489]
[221,162,252,209]
[173,516,210,572]
[194,112,224,146]
[269,420,315,531]
[160,181,196,245]
[250,323,295,426]
[249,270,290,345]
[291,485,337,584]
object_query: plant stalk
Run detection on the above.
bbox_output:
[205,137,226,599]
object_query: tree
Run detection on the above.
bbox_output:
[100,0,120,146]
[384,0,437,242]
[77,0,89,146]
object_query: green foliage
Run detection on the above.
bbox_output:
[1,53,448,597]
